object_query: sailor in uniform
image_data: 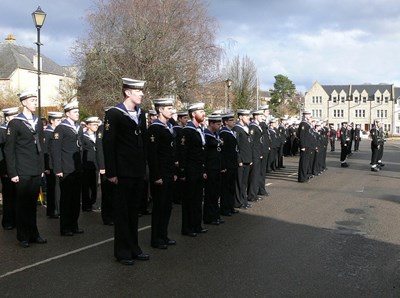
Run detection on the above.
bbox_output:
[4,91,46,247]
[0,107,19,230]
[102,78,149,265]
[52,101,84,236]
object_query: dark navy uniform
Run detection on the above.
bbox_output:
[5,113,44,243]
[53,119,83,235]
[340,123,351,166]
[178,121,206,235]
[96,124,114,225]
[329,126,336,151]
[297,117,314,182]
[147,119,175,247]
[219,125,239,216]
[203,125,222,224]
[103,103,147,260]
[277,121,287,168]
[82,129,98,211]
[248,121,264,201]
[232,122,252,208]
[0,120,16,229]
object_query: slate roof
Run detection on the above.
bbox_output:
[0,43,69,79]
[321,84,395,100]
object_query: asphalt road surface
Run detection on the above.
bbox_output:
[1,139,400,297]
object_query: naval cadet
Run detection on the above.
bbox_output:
[178,102,208,237]
[232,109,253,209]
[219,113,239,216]
[102,78,149,265]
[248,110,266,202]
[297,110,314,183]
[203,114,223,225]
[4,91,46,247]
[43,111,63,219]
[172,111,188,205]
[277,116,288,169]
[52,101,84,236]
[339,122,351,167]
[81,116,101,212]
[0,107,19,230]
[146,98,177,249]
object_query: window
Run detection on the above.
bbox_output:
[334,109,344,118]
[333,96,337,103]
[398,113,400,121]
[354,109,365,118]
[385,97,389,103]
[385,110,387,118]
[312,96,315,104]
[319,96,322,103]
[341,96,345,103]
[396,127,400,134]
[354,96,359,103]
[363,97,367,103]
[376,96,380,103]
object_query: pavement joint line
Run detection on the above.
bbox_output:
[0,225,151,280]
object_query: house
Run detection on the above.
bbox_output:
[0,34,77,112]
[304,81,400,135]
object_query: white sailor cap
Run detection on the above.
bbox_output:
[222,112,235,120]
[258,105,269,110]
[269,118,278,123]
[252,110,264,116]
[47,111,63,119]
[122,78,146,90]
[208,114,222,122]
[2,107,19,116]
[280,115,288,120]
[237,109,251,116]
[188,102,205,113]
[152,98,174,107]
[211,109,223,116]
[302,110,312,115]
[18,90,37,101]
[84,116,100,124]
[177,110,188,117]
[64,101,79,112]
[148,109,157,116]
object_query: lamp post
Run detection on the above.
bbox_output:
[225,78,232,111]
[32,6,46,121]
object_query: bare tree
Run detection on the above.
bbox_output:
[225,55,258,110]
[72,0,221,113]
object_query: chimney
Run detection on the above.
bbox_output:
[5,34,16,44]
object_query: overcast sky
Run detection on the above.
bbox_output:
[2,0,400,92]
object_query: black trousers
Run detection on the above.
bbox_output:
[59,172,81,233]
[220,168,237,214]
[248,158,262,201]
[340,143,350,162]
[113,177,144,260]
[182,173,204,234]
[81,168,98,211]
[258,156,268,195]
[277,144,284,167]
[45,170,58,216]
[15,175,41,242]
[1,176,16,228]
[268,148,277,171]
[354,139,360,151]
[100,174,114,224]
[298,148,311,182]
[203,169,221,222]
[329,138,335,151]
[150,179,173,246]
[370,145,379,165]
[234,164,250,207]
[377,144,384,163]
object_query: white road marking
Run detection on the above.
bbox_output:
[0,225,151,279]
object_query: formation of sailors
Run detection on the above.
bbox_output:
[0,78,386,265]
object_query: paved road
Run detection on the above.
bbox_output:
[1,139,400,297]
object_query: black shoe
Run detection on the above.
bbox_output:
[166,239,176,245]
[220,211,232,216]
[104,222,114,226]
[61,231,74,236]
[82,208,93,212]
[204,220,220,225]
[140,210,152,215]
[48,215,59,219]
[32,237,47,244]
[4,225,14,230]
[182,232,197,237]
[280,165,286,168]
[151,244,168,249]
[230,209,239,214]
[341,163,349,168]
[217,218,225,224]
[371,167,379,172]
[378,163,385,167]
[117,259,134,265]
[135,253,150,261]
[19,240,29,248]
[72,229,84,234]
[196,228,208,233]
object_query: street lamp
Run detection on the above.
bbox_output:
[32,6,47,121]
[225,78,232,111]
